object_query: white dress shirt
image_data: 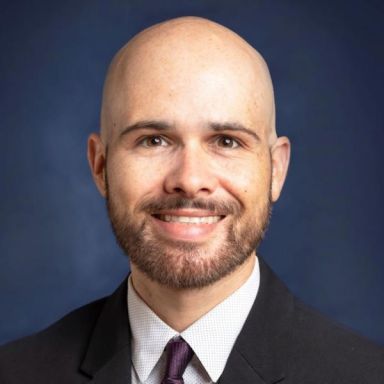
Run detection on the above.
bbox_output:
[128,257,260,383]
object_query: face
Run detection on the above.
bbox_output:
[89,39,288,289]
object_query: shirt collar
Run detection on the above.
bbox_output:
[128,256,260,383]
[128,277,177,382]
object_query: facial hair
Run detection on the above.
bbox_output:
[106,181,272,289]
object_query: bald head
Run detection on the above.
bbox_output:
[88,17,290,271]
[100,16,276,144]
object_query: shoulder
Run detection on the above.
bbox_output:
[0,297,106,383]
[288,297,384,382]
[250,258,384,383]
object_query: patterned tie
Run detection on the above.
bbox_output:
[161,337,194,384]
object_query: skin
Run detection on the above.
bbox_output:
[87,17,290,331]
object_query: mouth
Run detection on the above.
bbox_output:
[153,214,224,224]
[150,210,226,241]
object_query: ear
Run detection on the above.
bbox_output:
[270,136,290,202]
[87,133,107,197]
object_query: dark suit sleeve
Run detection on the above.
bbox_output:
[0,298,105,384]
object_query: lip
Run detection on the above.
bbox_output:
[153,209,221,217]
[150,210,226,242]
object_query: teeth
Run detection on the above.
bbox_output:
[160,215,222,224]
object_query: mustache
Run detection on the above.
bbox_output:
[138,197,242,216]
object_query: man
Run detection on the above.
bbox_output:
[0,16,383,384]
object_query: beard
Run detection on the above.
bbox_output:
[106,182,272,290]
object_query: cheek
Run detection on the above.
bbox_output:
[216,154,272,204]
[107,155,166,207]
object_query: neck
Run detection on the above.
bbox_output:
[130,254,256,332]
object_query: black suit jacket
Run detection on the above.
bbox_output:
[1,258,383,383]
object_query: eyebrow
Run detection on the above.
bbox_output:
[120,120,171,137]
[209,122,260,142]
[120,120,260,141]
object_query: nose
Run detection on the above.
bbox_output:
[163,145,218,198]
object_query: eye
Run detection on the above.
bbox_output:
[139,135,169,147]
[216,136,240,149]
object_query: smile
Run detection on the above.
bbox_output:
[150,211,226,242]
[156,215,222,224]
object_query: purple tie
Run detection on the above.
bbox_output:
[161,337,194,384]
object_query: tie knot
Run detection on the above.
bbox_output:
[161,337,194,384]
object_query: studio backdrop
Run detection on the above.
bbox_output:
[1,0,383,345]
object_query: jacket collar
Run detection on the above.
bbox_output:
[79,256,293,384]
[80,279,131,384]
[219,257,294,384]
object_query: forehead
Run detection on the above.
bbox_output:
[104,34,274,139]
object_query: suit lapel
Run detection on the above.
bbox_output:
[218,348,267,384]
[220,257,294,384]
[77,258,293,384]
[79,279,132,384]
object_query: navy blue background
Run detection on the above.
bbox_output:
[1,0,383,345]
